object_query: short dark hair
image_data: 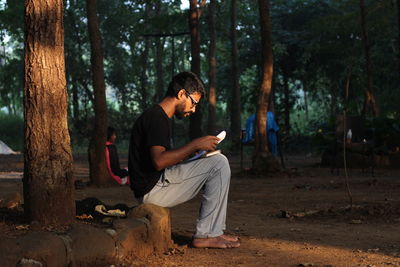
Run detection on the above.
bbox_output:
[107,126,116,140]
[165,71,206,98]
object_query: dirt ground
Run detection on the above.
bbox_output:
[1,152,400,267]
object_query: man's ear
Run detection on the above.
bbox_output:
[177,89,186,100]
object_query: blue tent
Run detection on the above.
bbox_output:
[242,112,280,156]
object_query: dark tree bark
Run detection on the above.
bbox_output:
[155,0,165,103]
[230,0,242,145]
[23,0,75,225]
[72,82,79,128]
[398,0,400,75]
[65,1,82,131]
[253,0,280,174]
[281,61,290,136]
[207,0,217,135]
[140,1,151,110]
[360,0,379,116]
[86,0,109,186]
[188,0,205,139]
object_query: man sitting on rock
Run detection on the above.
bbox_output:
[128,71,240,249]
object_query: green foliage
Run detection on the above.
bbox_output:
[1,0,399,149]
[0,112,23,151]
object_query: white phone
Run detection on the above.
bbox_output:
[216,130,226,143]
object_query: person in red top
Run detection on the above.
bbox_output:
[106,127,129,185]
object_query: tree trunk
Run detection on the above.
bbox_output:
[303,81,309,122]
[282,62,290,136]
[398,0,400,75]
[86,0,109,186]
[207,0,217,135]
[72,82,80,129]
[360,0,379,116]
[140,1,151,110]
[253,0,280,174]
[230,0,242,145]
[188,0,203,139]
[23,0,75,225]
[65,2,82,132]
[155,0,164,103]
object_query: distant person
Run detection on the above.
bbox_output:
[243,112,280,156]
[128,71,240,249]
[106,127,129,185]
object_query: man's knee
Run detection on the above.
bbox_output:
[212,153,228,164]
[216,154,230,170]
[212,154,231,176]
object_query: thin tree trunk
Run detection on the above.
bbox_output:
[360,0,379,116]
[24,0,75,225]
[72,82,79,128]
[140,1,151,110]
[398,0,400,75]
[171,36,176,77]
[189,0,203,139]
[253,0,280,173]
[329,85,336,120]
[66,2,82,131]
[155,0,164,103]
[230,0,241,145]
[207,0,217,135]
[86,0,109,186]
[282,62,290,136]
[303,81,309,121]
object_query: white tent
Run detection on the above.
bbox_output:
[0,140,19,155]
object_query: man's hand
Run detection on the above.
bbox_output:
[192,135,221,152]
[150,135,221,171]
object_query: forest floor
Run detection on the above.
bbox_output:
[1,151,400,267]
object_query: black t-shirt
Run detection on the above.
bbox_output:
[128,105,172,197]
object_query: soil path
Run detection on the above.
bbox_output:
[1,153,399,267]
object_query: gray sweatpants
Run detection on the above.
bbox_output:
[140,153,231,238]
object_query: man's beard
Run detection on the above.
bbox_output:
[175,103,191,119]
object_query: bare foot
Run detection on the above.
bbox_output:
[220,234,239,242]
[192,235,240,249]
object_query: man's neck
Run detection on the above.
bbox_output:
[158,97,176,118]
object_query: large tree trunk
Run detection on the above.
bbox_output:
[86,0,109,186]
[360,0,379,116]
[188,0,204,139]
[23,0,75,225]
[230,0,242,145]
[207,0,217,135]
[253,0,280,174]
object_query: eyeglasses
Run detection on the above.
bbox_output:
[186,92,199,107]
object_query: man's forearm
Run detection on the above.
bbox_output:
[151,141,198,171]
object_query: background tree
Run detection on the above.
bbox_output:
[359,0,378,116]
[229,0,241,145]
[86,0,109,186]
[23,0,75,225]
[188,0,205,139]
[1,0,400,161]
[253,0,280,173]
[207,0,217,134]
[154,0,165,103]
